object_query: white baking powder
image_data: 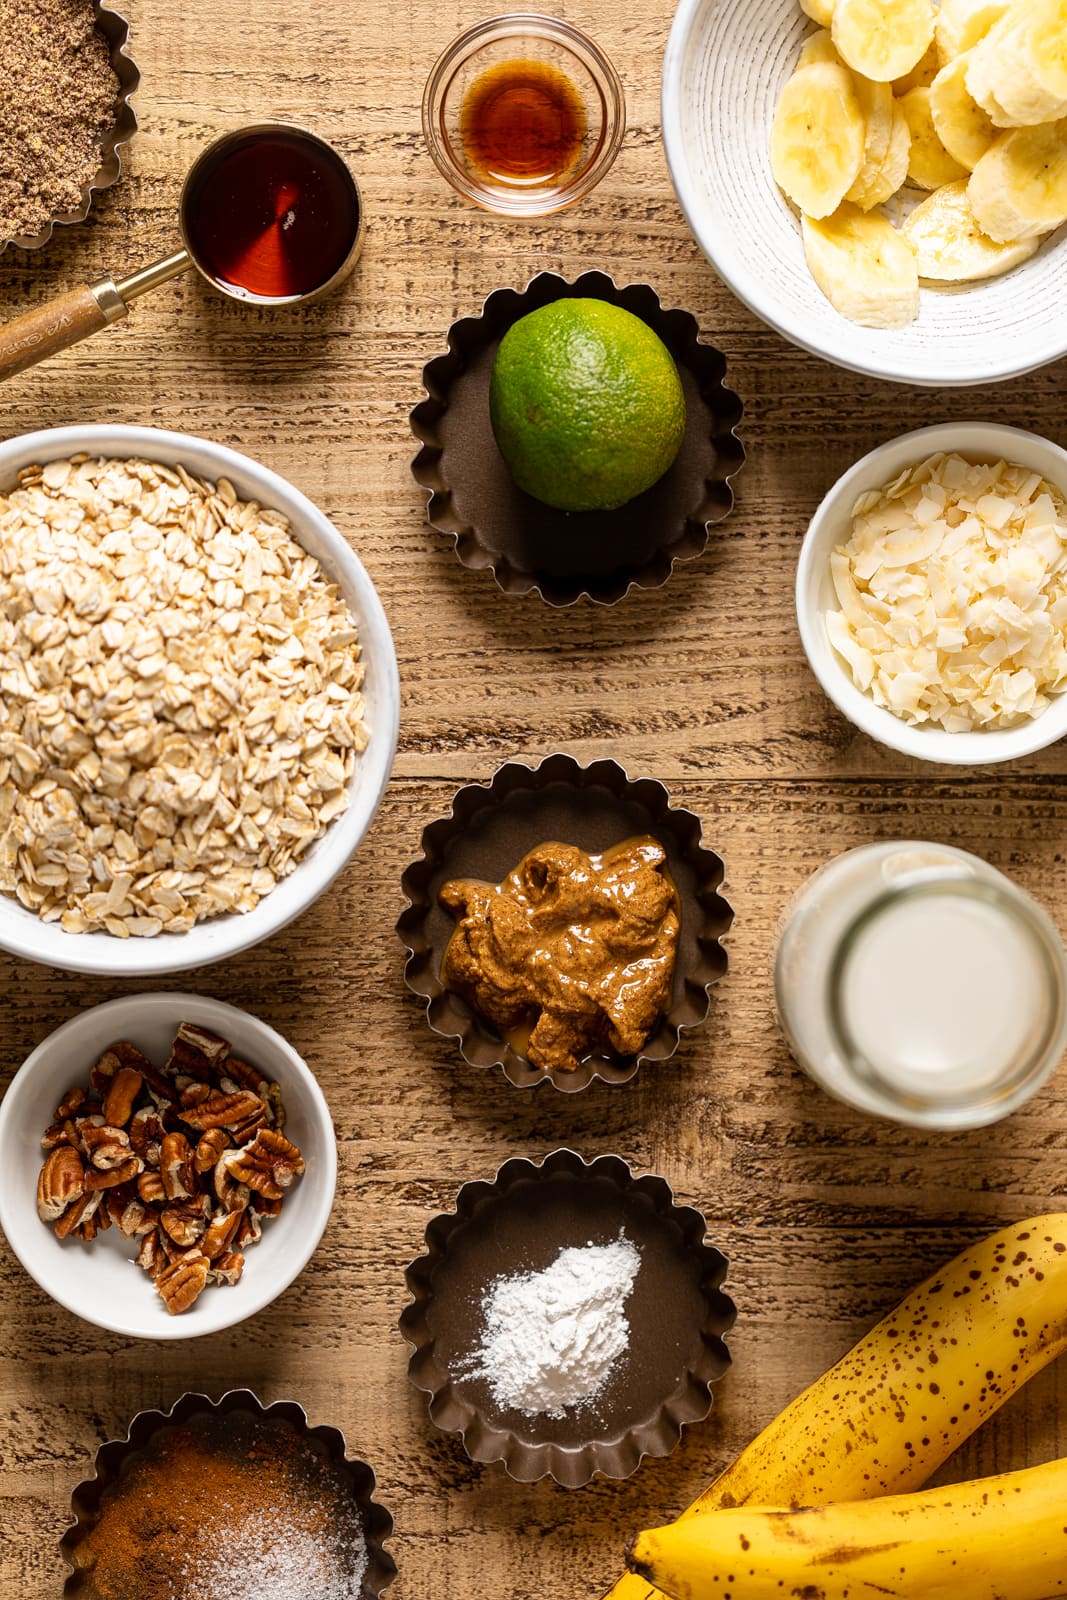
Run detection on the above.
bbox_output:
[462,1234,641,1418]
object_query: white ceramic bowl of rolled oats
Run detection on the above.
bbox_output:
[0,992,336,1339]
[0,425,399,973]
[797,422,1067,764]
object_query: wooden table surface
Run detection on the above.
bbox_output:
[2,1,1067,1595]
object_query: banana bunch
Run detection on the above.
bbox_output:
[628,1458,1067,1600]
[769,0,1067,327]
[602,1213,1067,1600]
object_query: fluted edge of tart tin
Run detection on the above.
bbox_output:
[399,1147,736,1487]
[2,2,140,254]
[60,1388,396,1596]
[397,752,734,1092]
[410,269,745,606]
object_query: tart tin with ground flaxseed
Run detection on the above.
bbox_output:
[398,753,733,1092]
[1,1,139,253]
[61,1389,396,1599]
[410,270,745,606]
[400,1147,735,1487]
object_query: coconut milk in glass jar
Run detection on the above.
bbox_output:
[774,842,1067,1129]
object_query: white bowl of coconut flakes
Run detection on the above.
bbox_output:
[797,422,1067,765]
[0,425,399,976]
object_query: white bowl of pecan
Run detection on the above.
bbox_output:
[0,424,399,976]
[0,993,336,1338]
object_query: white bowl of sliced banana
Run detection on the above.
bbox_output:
[663,0,1067,385]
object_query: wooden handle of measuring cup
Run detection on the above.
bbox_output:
[0,279,128,382]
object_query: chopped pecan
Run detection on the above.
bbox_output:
[265,1081,285,1130]
[41,1118,80,1152]
[214,1148,251,1213]
[201,1209,242,1261]
[160,1131,195,1200]
[179,1089,265,1132]
[78,1211,100,1242]
[137,1170,166,1206]
[194,1127,229,1174]
[37,1146,86,1221]
[128,1106,166,1164]
[88,1048,121,1097]
[83,1156,142,1192]
[105,1185,154,1237]
[228,1104,268,1146]
[226,1128,305,1200]
[54,1085,87,1120]
[111,1039,175,1103]
[103,1066,143,1129]
[221,1056,269,1096]
[256,1194,284,1217]
[179,1082,211,1110]
[161,1202,208,1248]
[234,1208,263,1250]
[54,1190,101,1241]
[82,1124,132,1170]
[136,1229,164,1278]
[157,1251,210,1315]
[208,1250,244,1286]
[168,1023,230,1081]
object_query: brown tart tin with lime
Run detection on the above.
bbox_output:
[397,753,733,1091]
[410,270,745,606]
[61,1389,396,1599]
[399,1147,736,1486]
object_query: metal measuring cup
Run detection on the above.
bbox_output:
[0,123,365,384]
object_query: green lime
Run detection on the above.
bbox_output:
[488,298,687,513]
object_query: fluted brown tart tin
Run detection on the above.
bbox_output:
[60,1388,396,1597]
[410,269,745,606]
[400,1148,735,1487]
[3,3,140,253]
[397,753,733,1092]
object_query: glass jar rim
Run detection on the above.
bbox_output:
[824,874,1067,1116]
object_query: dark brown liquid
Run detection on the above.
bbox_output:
[460,59,587,186]
[184,130,359,300]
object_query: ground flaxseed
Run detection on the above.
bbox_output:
[0,0,120,242]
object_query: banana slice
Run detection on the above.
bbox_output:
[799,0,836,27]
[831,0,934,82]
[968,12,1067,126]
[902,177,1041,277]
[894,41,940,94]
[968,119,1067,239]
[934,0,1011,64]
[900,86,971,186]
[930,53,997,169]
[802,203,920,326]
[850,91,911,206]
[770,62,866,217]
[798,28,841,68]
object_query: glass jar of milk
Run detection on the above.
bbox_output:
[775,842,1067,1129]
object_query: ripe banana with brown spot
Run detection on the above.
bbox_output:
[627,1457,1067,1600]
[601,1214,1067,1600]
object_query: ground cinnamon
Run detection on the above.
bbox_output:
[77,1411,367,1600]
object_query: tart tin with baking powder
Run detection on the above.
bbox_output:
[400,1147,735,1486]
[61,1389,396,1597]
[398,752,733,1092]
[3,2,140,253]
[410,270,745,606]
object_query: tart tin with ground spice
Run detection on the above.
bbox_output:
[61,1389,396,1600]
[410,270,745,606]
[0,0,139,252]
[400,1147,735,1486]
[398,753,733,1091]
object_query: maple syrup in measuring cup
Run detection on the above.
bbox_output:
[182,125,363,303]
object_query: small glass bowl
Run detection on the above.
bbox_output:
[422,13,625,216]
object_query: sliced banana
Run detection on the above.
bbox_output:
[831,0,934,82]
[894,41,940,95]
[934,0,1011,65]
[802,203,920,326]
[968,118,1067,239]
[900,86,971,186]
[930,53,997,169]
[968,12,1067,126]
[902,177,1041,277]
[850,94,911,206]
[799,0,836,27]
[798,28,841,68]
[770,62,866,217]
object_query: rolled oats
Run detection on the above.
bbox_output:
[0,456,369,936]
